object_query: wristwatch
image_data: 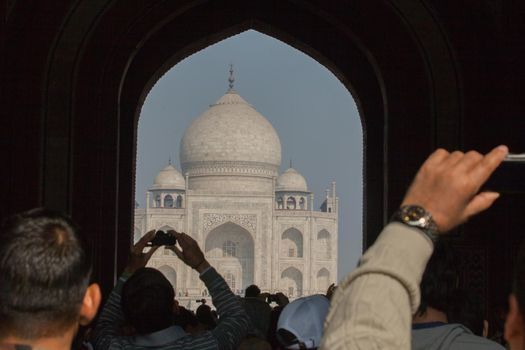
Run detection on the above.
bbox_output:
[390,205,439,244]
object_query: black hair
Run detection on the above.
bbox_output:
[196,304,216,329]
[0,208,92,339]
[173,306,199,331]
[245,284,261,298]
[121,267,175,334]
[417,240,459,316]
[447,288,484,336]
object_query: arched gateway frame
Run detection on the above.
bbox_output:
[117,19,377,283]
[38,0,462,292]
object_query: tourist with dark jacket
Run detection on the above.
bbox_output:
[93,230,250,350]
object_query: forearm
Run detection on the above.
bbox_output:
[321,223,433,350]
[201,268,249,350]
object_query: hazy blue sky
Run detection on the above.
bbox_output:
[135,30,363,280]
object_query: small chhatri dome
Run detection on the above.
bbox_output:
[150,164,185,190]
[276,168,308,192]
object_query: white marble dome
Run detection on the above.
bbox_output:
[150,164,185,190]
[180,90,282,177]
[276,168,308,192]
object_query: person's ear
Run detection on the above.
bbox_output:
[505,294,524,343]
[79,283,101,326]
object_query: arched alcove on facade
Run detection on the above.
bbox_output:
[205,222,254,290]
[299,197,305,210]
[158,265,177,291]
[317,268,330,293]
[175,195,183,208]
[317,229,332,260]
[286,197,296,210]
[164,194,173,208]
[281,266,303,297]
[281,228,303,258]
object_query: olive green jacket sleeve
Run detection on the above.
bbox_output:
[321,222,434,350]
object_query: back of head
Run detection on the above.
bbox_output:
[277,294,330,349]
[0,208,91,339]
[173,306,199,332]
[245,284,261,298]
[447,288,484,336]
[417,241,458,316]
[196,303,216,329]
[121,267,175,334]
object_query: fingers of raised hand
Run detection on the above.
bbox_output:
[173,246,183,260]
[470,145,508,186]
[426,148,450,167]
[457,151,483,171]
[145,245,159,260]
[173,231,188,246]
[134,230,156,252]
[463,191,501,220]
[443,150,465,168]
[176,232,199,250]
[402,146,508,233]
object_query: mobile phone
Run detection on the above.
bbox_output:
[482,154,525,193]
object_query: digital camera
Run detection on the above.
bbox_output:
[147,230,177,246]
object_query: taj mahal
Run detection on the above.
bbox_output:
[134,74,338,304]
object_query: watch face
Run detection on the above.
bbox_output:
[402,206,428,227]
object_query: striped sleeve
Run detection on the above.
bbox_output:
[92,276,128,350]
[203,268,250,350]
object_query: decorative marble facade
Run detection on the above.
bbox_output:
[134,88,338,307]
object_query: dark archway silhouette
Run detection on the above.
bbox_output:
[7,0,476,294]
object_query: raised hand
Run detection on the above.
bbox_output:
[401,145,508,233]
[124,230,159,274]
[167,231,210,273]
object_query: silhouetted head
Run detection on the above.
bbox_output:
[245,285,261,298]
[121,267,175,334]
[0,208,100,340]
[173,306,199,333]
[416,241,458,317]
[196,303,216,329]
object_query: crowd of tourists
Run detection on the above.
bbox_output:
[3,145,525,350]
